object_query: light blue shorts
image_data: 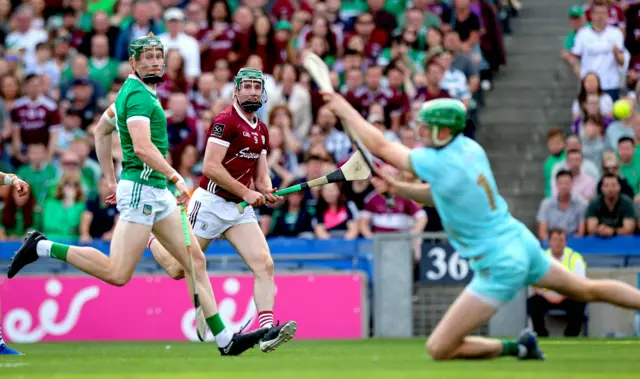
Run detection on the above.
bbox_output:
[466,228,552,307]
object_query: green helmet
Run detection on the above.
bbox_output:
[128,33,165,84]
[128,32,165,60]
[416,98,467,146]
[233,68,267,113]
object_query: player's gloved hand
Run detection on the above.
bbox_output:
[243,190,267,207]
[263,187,282,204]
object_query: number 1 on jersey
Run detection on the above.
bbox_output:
[477,174,496,210]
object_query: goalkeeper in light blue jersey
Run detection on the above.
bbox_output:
[322,93,640,361]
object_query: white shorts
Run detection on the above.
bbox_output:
[188,187,258,239]
[116,180,177,226]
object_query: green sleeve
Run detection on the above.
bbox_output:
[584,198,599,219]
[125,91,153,123]
[563,32,575,51]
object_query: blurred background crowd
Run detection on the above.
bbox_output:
[0,0,513,263]
[539,0,640,240]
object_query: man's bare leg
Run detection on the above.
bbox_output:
[8,221,149,286]
[537,259,640,309]
[224,222,297,352]
[151,208,241,349]
[224,223,275,324]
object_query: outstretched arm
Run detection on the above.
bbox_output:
[322,92,413,173]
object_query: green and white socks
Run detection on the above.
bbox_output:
[206,313,233,348]
[501,340,527,358]
[36,241,69,261]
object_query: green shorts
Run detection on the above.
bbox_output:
[116,180,177,226]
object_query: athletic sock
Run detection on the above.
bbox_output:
[206,313,233,347]
[147,234,156,250]
[501,340,526,357]
[37,240,69,261]
[258,310,274,329]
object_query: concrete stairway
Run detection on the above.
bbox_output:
[477,0,579,229]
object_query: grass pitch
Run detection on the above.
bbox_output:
[1,339,639,379]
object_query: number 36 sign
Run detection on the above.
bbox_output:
[419,243,473,284]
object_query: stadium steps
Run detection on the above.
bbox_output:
[477,0,578,230]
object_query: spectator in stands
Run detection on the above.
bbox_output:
[1,74,21,112]
[26,42,61,90]
[313,182,359,240]
[54,108,86,157]
[552,149,596,201]
[87,34,119,95]
[176,145,200,191]
[158,8,201,84]
[271,63,313,141]
[41,172,86,242]
[114,0,163,61]
[11,73,61,163]
[16,143,57,205]
[443,29,480,95]
[0,185,38,241]
[597,152,635,198]
[313,105,352,163]
[429,48,472,109]
[544,128,567,197]
[267,185,315,238]
[77,11,120,58]
[572,72,613,122]
[69,137,100,198]
[573,93,614,137]
[449,0,482,55]
[61,55,104,105]
[157,49,188,109]
[5,5,48,65]
[267,124,296,190]
[606,106,636,152]
[586,173,637,237]
[562,5,587,70]
[79,176,119,244]
[581,115,606,170]
[537,170,587,240]
[166,93,198,165]
[617,137,640,197]
[570,0,625,101]
[551,135,601,184]
[527,228,587,337]
[414,60,451,103]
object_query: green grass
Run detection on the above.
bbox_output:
[1,339,640,379]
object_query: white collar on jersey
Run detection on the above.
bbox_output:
[128,74,157,96]
[233,103,258,129]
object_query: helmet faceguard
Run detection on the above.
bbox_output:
[233,68,267,113]
[129,32,165,85]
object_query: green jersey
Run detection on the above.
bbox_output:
[115,75,168,189]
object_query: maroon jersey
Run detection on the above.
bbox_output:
[200,105,269,202]
[198,24,238,73]
[10,96,61,146]
[345,87,407,118]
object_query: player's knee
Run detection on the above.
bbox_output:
[167,265,185,280]
[251,252,274,278]
[426,338,453,361]
[191,249,207,272]
[107,272,133,287]
[574,279,597,302]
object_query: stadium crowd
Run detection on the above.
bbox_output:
[539,0,640,240]
[0,0,512,260]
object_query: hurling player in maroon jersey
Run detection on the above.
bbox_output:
[149,68,297,352]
